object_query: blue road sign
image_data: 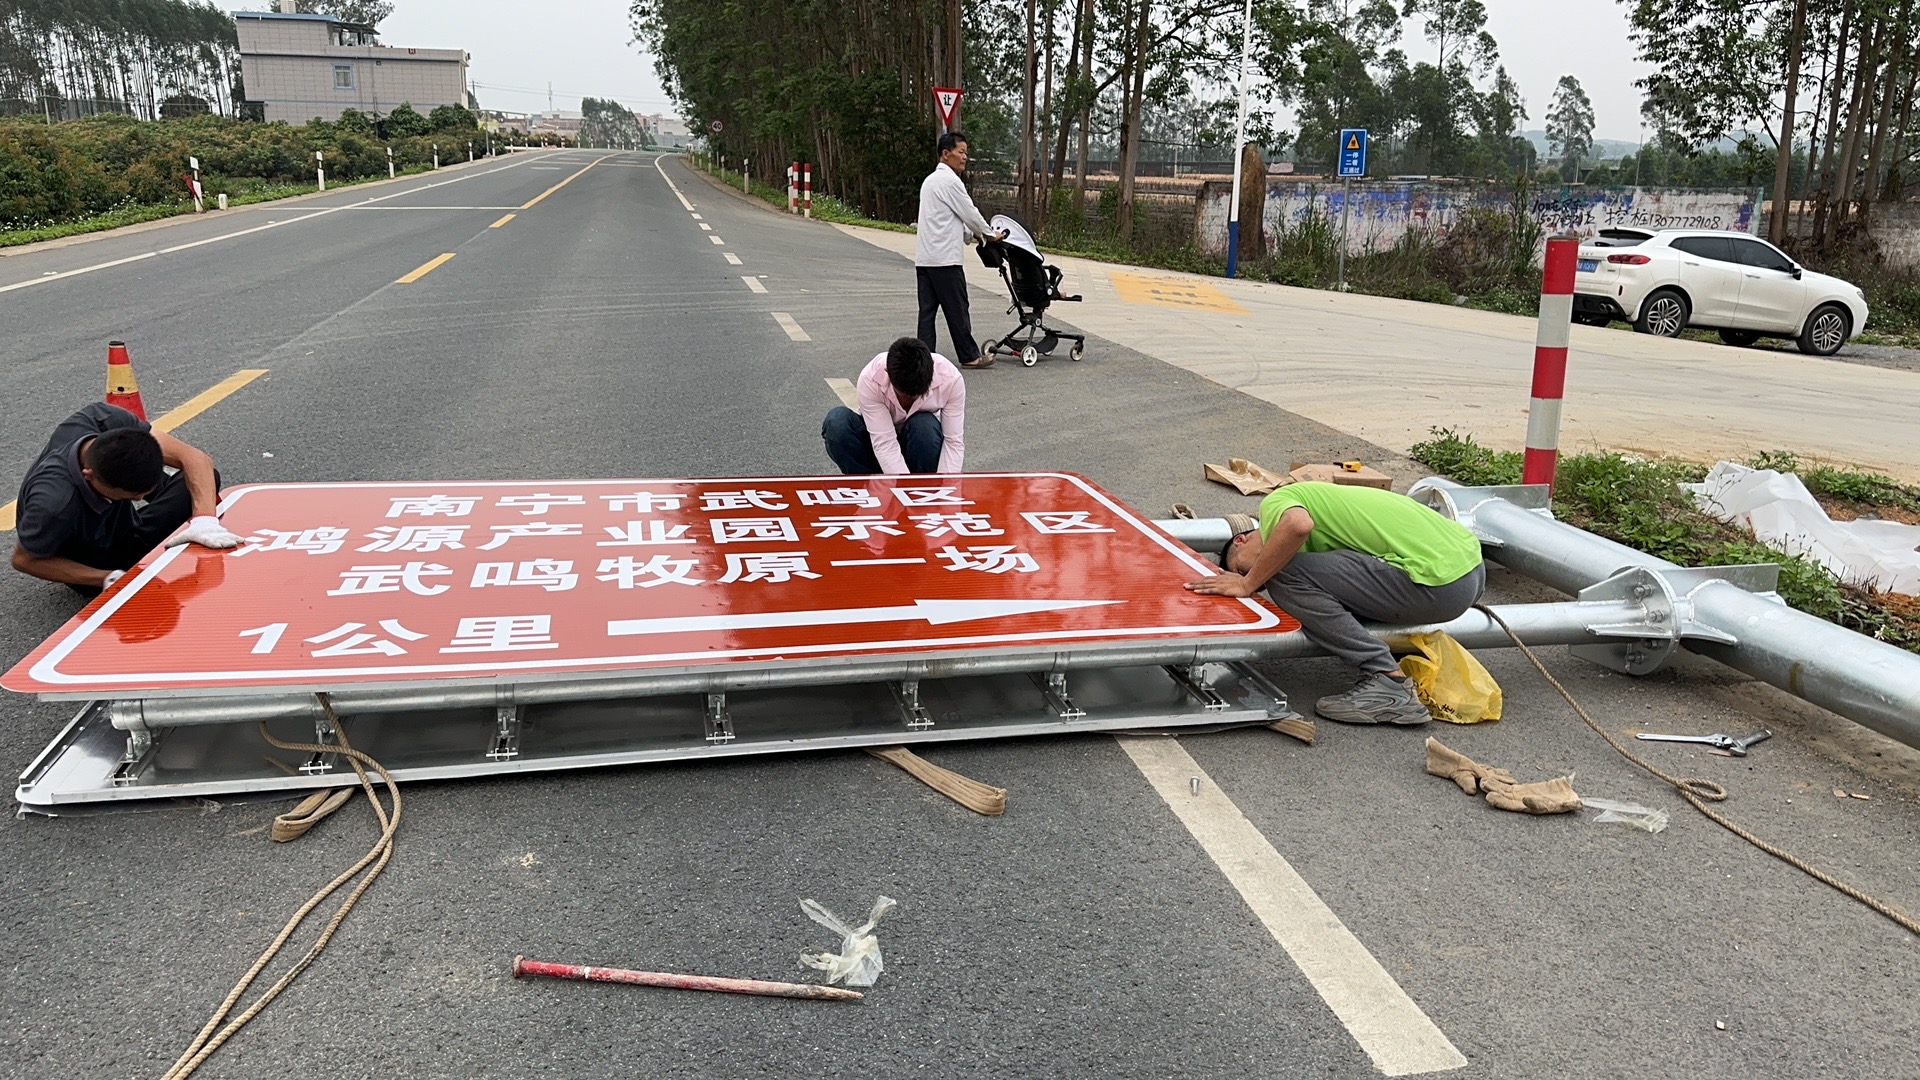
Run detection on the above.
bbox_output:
[1337,129,1368,178]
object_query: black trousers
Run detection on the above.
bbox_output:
[916,265,980,362]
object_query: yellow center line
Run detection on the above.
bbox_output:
[519,155,610,210]
[152,369,269,433]
[396,253,455,283]
[1,367,268,533]
[490,213,516,228]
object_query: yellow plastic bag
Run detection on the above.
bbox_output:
[1400,631,1503,724]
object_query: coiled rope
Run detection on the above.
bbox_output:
[160,695,401,1080]
[1477,603,1920,937]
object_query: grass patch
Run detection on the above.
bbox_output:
[1407,428,1920,652]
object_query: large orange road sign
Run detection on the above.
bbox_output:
[4,473,1294,698]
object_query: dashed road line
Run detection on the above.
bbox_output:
[824,377,859,409]
[691,213,703,220]
[396,253,455,283]
[0,153,562,296]
[742,276,767,294]
[519,155,609,209]
[723,253,742,265]
[1117,735,1468,1077]
[708,236,726,245]
[699,223,713,231]
[772,312,811,341]
[489,213,516,228]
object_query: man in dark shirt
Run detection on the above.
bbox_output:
[11,402,242,593]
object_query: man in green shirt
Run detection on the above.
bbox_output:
[1187,481,1485,725]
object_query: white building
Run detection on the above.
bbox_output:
[234,6,470,124]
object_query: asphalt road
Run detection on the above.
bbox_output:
[2,150,1917,1079]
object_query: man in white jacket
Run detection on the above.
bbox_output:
[916,131,1005,369]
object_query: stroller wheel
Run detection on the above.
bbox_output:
[976,336,998,358]
[1069,342,1085,361]
[1020,344,1040,367]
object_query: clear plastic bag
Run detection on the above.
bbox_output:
[799,895,897,987]
[1582,797,1669,833]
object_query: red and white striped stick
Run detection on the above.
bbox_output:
[788,163,799,214]
[511,955,863,1001]
[1523,236,1580,489]
[801,163,812,219]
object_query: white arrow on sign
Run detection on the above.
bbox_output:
[608,597,1121,637]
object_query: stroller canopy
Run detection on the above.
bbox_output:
[990,214,1042,264]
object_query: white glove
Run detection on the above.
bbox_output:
[165,515,244,550]
[102,570,126,589]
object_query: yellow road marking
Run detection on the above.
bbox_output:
[520,156,607,209]
[396,253,455,283]
[152,369,269,433]
[490,213,516,228]
[1109,271,1247,313]
[824,377,859,410]
[1,368,267,532]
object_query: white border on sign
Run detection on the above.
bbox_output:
[26,473,1280,689]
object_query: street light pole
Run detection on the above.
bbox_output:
[1223,0,1255,278]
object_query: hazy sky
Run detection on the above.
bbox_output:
[379,0,1653,141]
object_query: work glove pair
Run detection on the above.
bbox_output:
[1425,737,1582,815]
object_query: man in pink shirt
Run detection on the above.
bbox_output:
[822,337,966,474]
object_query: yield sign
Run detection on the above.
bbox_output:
[3,473,1293,698]
[932,87,963,130]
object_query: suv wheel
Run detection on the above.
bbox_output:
[1797,304,1850,356]
[1634,289,1689,337]
[1719,329,1759,348]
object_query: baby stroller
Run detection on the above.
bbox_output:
[975,213,1085,367]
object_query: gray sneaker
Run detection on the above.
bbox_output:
[1315,674,1432,726]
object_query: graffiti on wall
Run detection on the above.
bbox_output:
[1196,182,1760,258]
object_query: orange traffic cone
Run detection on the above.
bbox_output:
[105,340,147,421]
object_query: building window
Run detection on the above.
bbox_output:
[333,64,355,90]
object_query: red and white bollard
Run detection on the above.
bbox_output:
[801,162,812,219]
[788,163,799,214]
[1523,236,1579,490]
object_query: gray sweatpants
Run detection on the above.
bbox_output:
[1265,551,1486,675]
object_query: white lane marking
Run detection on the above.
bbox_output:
[824,377,858,409]
[690,213,703,220]
[772,312,810,341]
[742,276,767,294]
[699,223,713,231]
[1117,735,1469,1077]
[723,253,743,265]
[331,205,523,211]
[653,155,697,211]
[1,251,157,293]
[2,154,557,295]
[708,235,726,245]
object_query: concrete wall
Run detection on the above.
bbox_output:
[1766,202,1920,270]
[236,14,468,124]
[1196,181,1761,259]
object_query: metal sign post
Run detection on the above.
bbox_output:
[1222,0,1255,279]
[1335,128,1367,291]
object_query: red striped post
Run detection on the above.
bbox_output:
[801,163,812,219]
[1524,236,1579,489]
[788,163,799,213]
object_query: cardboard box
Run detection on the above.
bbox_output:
[1287,462,1394,490]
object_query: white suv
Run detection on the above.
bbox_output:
[1573,228,1869,356]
